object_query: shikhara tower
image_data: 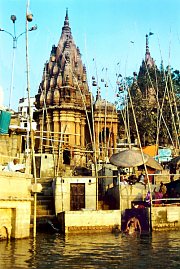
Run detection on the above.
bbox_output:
[34,10,118,174]
[137,34,157,105]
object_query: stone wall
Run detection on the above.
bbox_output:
[107,183,147,210]
[0,134,22,164]
[35,153,55,178]
[120,184,147,211]
[0,171,32,198]
[0,171,33,239]
[0,201,31,239]
[58,210,121,234]
[151,205,180,230]
[54,177,97,214]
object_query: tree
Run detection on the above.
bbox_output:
[117,65,180,148]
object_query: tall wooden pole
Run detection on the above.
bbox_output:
[26,0,37,237]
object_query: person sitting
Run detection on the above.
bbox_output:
[3,159,25,172]
[125,217,141,235]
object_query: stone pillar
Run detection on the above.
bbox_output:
[94,119,100,159]
[75,116,81,146]
[45,112,51,153]
[69,112,75,146]
[109,134,113,157]
[53,110,60,155]
[113,121,118,153]
[39,114,44,153]
[92,112,99,159]
[80,118,86,147]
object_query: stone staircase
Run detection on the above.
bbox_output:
[31,178,58,229]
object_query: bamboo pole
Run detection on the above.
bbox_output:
[26,0,37,238]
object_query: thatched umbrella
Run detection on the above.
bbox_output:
[109,149,149,168]
[145,156,163,170]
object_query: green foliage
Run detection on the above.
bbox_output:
[117,65,180,147]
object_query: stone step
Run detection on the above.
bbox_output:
[31,204,54,211]
[31,201,55,211]
[31,178,56,225]
[30,215,57,224]
[35,185,53,195]
[32,178,54,184]
[37,209,55,216]
[42,189,53,196]
[31,198,54,206]
[35,199,54,206]
[37,195,54,200]
[31,208,55,216]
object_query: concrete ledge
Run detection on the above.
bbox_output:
[58,210,121,234]
[0,172,32,198]
[0,197,33,201]
[66,225,117,233]
[151,205,180,231]
[0,171,33,178]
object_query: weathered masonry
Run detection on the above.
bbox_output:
[0,171,33,239]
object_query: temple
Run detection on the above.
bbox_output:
[136,34,157,105]
[34,10,118,175]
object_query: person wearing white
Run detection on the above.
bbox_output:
[3,159,25,172]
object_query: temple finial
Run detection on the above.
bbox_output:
[62,8,71,35]
[64,8,69,27]
[65,8,68,20]
[146,34,149,54]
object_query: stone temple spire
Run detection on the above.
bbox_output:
[145,34,150,58]
[62,8,71,35]
[137,33,157,105]
[144,33,155,68]
[35,9,91,109]
[138,33,155,76]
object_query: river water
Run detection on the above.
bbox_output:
[0,231,179,269]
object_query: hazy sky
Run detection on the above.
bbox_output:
[0,0,180,110]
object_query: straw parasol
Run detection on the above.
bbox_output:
[145,156,163,170]
[109,149,149,168]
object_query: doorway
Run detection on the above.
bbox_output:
[63,149,70,165]
[70,183,85,210]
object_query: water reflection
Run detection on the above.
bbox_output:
[0,231,179,269]
[0,239,33,269]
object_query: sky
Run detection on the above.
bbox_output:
[0,0,180,110]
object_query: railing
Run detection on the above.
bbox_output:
[152,197,180,205]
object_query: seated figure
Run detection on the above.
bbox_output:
[3,159,25,172]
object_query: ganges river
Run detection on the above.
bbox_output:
[0,231,179,269]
